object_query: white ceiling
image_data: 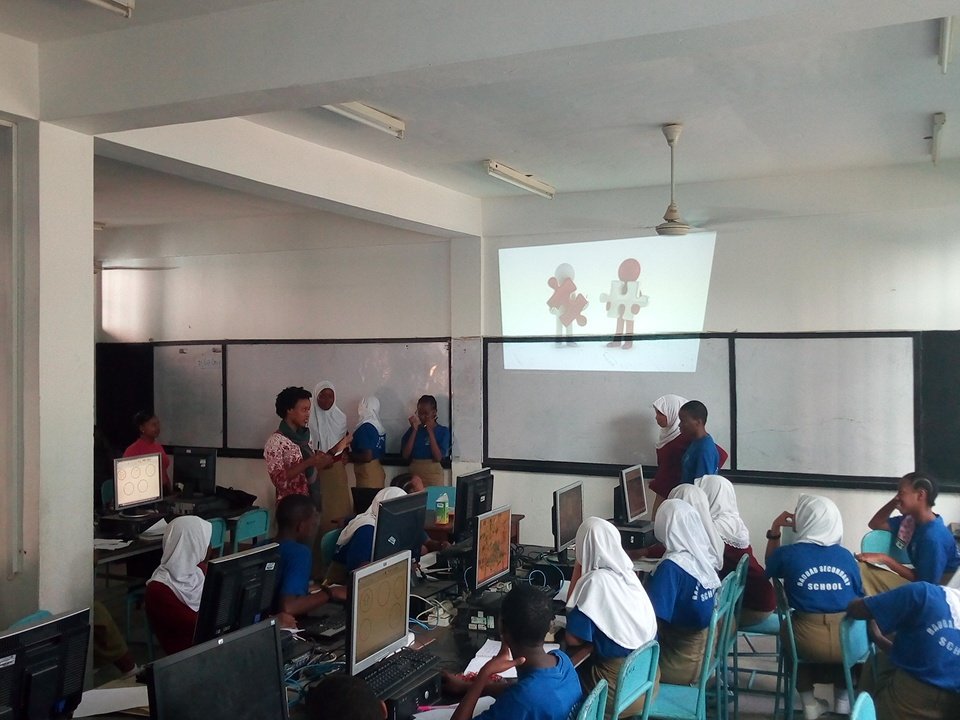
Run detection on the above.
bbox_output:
[4,2,959,224]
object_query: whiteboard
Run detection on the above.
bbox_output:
[451,338,483,463]
[154,345,223,447]
[735,337,914,476]
[226,342,450,451]
[486,338,731,466]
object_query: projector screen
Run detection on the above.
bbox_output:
[498,233,716,372]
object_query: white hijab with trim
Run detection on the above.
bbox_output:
[696,474,751,549]
[357,396,386,436]
[793,494,843,546]
[336,487,406,546]
[943,586,960,626]
[669,484,724,570]
[566,517,657,649]
[309,381,347,452]
[653,394,687,449]
[654,499,721,589]
[148,515,212,612]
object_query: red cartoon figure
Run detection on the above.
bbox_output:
[546,263,588,343]
[599,258,648,349]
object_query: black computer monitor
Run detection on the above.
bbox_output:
[473,505,512,592]
[148,618,287,720]
[114,452,163,515]
[616,464,649,524]
[552,481,583,557]
[193,543,281,644]
[171,447,217,496]
[453,469,494,543]
[347,551,412,676]
[373,491,426,562]
[0,608,90,720]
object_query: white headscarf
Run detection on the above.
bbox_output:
[357,396,386,436]
[943,586,960,626]
[653,394,687,449]
[309,381,347,452]
[696,474,751,549]
[566,517,657,650]
[793,494,843,546]
[654,499,721,589]
[669,484,724,570]
[336,487,406,546]
[148,516,212,612]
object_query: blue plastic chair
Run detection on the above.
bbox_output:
[648,594,729,720]
[208,517,226,557]
[860,529,911,565]
[231,508,269,554]
[718,555,750,720]
[613,640,660,720]
[576,678,608,720]
[101,479,115,510]
[850,693,876,720]
[839,618,872,711]
[8,610,53,630]
[320,528,343,568]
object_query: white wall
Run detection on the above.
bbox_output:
[0,32,39,120]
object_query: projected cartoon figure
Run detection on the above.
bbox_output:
[546,263,588,342]
[599,258,648,349]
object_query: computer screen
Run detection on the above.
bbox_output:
[474,505,512,591]
[148,619,287,720]
[171,447,217,496]
[619,464,649,523]
[553,482,583,553]
[193,543,281,644]
[373,491,426,562]
[347,551,411,676]
[0,608,90,720]
[453,469,494,543]
[114,453,163,512]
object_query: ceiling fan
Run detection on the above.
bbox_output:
[655,123,692,236]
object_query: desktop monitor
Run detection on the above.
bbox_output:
[552,482,583,554]
[193,543,281,644]
[0,608,90,720]
[617,464,649,524]
[114,452,163,514]
[148,618,287,720]
[453,469,494,543]
[373,491,427,563]
[474,505,512,592]
[171,447,217,496]
[347,550,412,676]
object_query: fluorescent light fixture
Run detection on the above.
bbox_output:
[932,112,946,165]
[484,160,556,199]
[940,17,955,74]
[80,0,134,18]
[321,102,405,139]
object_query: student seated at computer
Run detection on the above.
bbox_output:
[645,499,720,685]
[847,582,960,720]
[696,474,776,625]
[325,487,407,583]
[123,410,172,492]
[144,515,212,655]
[444,584,583,720]
[765,494,864,719]
[564,517,658,719]
[390,472,424,493]
[307,675,386,720]
[856,472,960,595]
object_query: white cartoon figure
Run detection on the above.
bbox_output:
[599,258,648,349]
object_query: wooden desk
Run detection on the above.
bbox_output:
[424,512,525,545]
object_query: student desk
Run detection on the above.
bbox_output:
[424,512,525,546]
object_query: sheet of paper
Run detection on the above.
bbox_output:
[464,641,560,679]
[420,551,438,569]
[73,686,149,717]
[552,614,567,629]
[413,697,495,720]
[94,539,133,550]
[139,518,167,537]
[553,580,570,601]
[632,558,661,573]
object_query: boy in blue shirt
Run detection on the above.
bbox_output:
[273,494,341,615]
[848,582,960,720]
[678,400,720,484]
[446,584,582,720]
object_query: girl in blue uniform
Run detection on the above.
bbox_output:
[326,487,406,582]
[646,499,720,685]
[351,396,387,489]
[400,394,450,486]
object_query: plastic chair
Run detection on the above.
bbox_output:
[712,557,747,720]
[576,678,608,720]
[208,517,226,557]
[850,693,877,720]
[860,529,911,565]
[231,508,269,554]
[7,610,53,630]
[101,479,115,510]
[319,528,343,568]
[839,618,872,712]
[612,640,660,720]
[648,594,728,720]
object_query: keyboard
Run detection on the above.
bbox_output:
[300,616,347,639]
[358,647,440,698]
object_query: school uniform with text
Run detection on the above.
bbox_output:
[475,650,582,720]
